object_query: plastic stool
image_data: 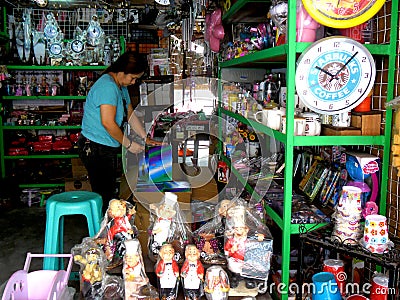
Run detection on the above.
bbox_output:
[43,191,103,270]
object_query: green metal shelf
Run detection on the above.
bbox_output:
[19,183,65,188]
[6,65,106,71]
[218,44,390,69]
[220,107,385,146]
[3,125,81,130]
[4,154,79,159]
[2,96,87,100]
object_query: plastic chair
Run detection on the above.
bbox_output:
[1,253,73,300]
[43,191,103,270]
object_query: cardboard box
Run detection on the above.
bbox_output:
[351,111,381,136]
[71,158,89,179]
[322,125,361,136]
[65,178,92,192]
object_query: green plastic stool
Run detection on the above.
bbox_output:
[43,191,103,270]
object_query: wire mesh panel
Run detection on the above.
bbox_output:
[386,0,400,238]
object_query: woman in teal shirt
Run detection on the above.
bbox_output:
[78,51,156,212]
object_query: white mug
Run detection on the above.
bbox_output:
[255,108,285,130]
[301,112,321,136]
[280,116,306,136]
[332,111,351,127]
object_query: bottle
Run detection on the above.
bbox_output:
[28,33,38,66]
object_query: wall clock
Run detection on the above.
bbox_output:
[86,15,104,46]
[44,13,60,40]
[295,36,376,115]
[48,42,63,57]
[301,0,385,28]
[71,39,85,53]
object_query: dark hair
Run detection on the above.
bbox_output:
[104,51,148,75]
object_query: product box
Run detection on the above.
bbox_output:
[64,178,92,192]
[350,111,381,136]
[322,124,361,136]
[71,158,88,179]
[138,145,173,183]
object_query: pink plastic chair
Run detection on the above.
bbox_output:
[2,253,73,300]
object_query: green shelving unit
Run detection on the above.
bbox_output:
[218,1,398,299]
[0,65,106,189]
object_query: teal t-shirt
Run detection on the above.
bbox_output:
[81,74,130,147]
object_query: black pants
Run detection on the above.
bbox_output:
[77,134,120,214]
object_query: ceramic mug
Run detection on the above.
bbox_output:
[301,112,321,136]
[281,116,306,136]
[332,111,351,127]
[255,108,285,130]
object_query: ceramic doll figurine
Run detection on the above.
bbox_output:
[74,246,105,300]
[155,243,180,300]
[123,239,149,300]
[95,199,136,269]
[204,266,230,300]
[224,205,267,289]
[180,244,204,300]
[148,192,178,261]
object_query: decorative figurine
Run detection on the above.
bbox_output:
[155,243,180,300]
[204,266,230,300]
[123,239,150,300]
[148,192,191,264]
[193,199,233,265]
[72,238,107,300]
[180,244,204,300]
[95,199,137,269]
[224,205,273,290]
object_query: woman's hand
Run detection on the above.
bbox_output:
[145,137,165,146]
[128,141,145,154]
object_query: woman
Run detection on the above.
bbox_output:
[78,51,158,212]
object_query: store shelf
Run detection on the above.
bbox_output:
[6,65,106,71]
[219,43,391,69]
[19,183,65,188]
[2,96,87,100]
[220,108,386,146]
[3,125,81,130]
[4,154,79,159]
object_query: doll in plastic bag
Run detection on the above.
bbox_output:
[193,199,233,264]
[204,266,230,300]
[224,204,273,290]
[72,237,125,300]
[123,239,159,300]
[148,192,191,263]
[180,244,204,300]
[155,243,180,300]
[95,199,137,269]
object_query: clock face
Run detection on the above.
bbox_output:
[71,40,84,53]
[302,0,385,28]
[88,25,102,39]
[155,0,170,5]
[49,42,63,56]
[295,36,376,115]
[44,24,58,40]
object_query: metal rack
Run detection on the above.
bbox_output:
[297,224,400,300]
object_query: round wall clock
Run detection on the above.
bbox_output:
[44,13,60,40]
[295,36,376,115]
[301,0,385,28]
[71,39,84,53]
[48,42,63,57]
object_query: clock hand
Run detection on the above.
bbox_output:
[315,66,335,77]
[330,51,358,82]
